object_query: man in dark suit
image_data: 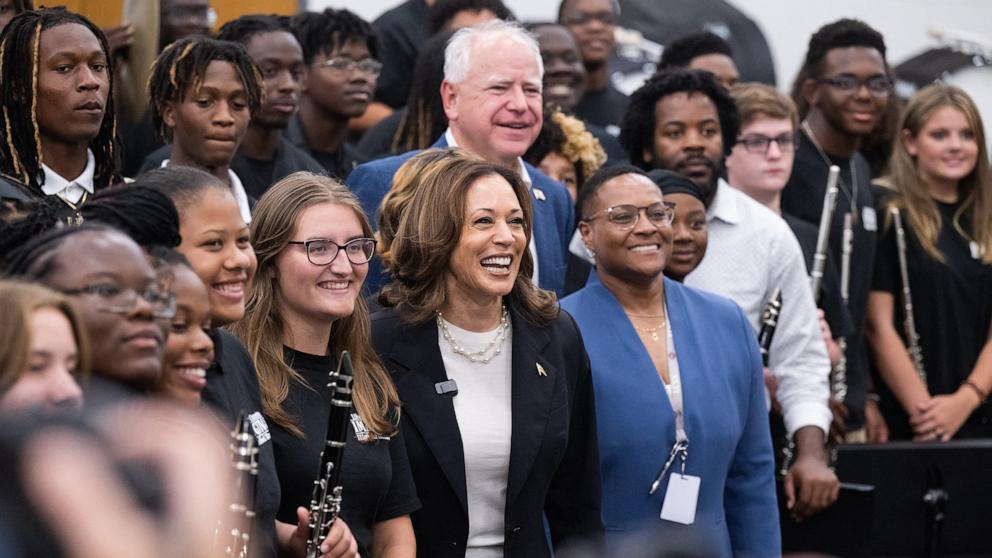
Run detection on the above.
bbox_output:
[347,20,574,296]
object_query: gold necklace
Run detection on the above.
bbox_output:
[626,312,667,342]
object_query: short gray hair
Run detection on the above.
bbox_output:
[443,19,544,84]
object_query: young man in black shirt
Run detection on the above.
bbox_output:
[288,9,378,181]
[782,19,892,442]
[558,0,628,134]
[216,16,324,199]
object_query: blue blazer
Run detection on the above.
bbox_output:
[561,273,780,557]
[346,137,574,296]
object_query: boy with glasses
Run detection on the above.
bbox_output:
[783,19,892,443]
[288,9,380,180]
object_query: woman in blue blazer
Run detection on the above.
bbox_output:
[561,166,779,557]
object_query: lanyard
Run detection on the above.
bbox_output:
[649,319,689,494]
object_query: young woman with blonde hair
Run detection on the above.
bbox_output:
[867,84,992,440]
[233,171,417,558]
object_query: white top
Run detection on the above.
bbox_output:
[437,316,513,558]
[41,149,95,204]
[160,159,252,224]
[685,179,832,437]
[444,128,539,287]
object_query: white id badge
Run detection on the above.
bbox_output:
[660,474,700,525]
[862,206,878,231]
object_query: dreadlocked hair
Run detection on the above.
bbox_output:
[217,14,292,46]
[790,18,887,118]
[80,185,181,249]
[3,222,117,281]
[147,36,265,142]
[391,30,453,154]
[291,8,379,66]
[0,8,119,195]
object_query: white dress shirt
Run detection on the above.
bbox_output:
[686,179,832,436]
[444,129,539,286]
[41,149,95,204]
[160,159,252,224]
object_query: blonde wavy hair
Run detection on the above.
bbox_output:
[551,109,607,181]
[0,280,89,394]
[878,84,992,263]
[232,172,400,439]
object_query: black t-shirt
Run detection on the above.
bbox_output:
[356,109,406,160]
[372,0,430,109]
[784,214,855,341]
[573,84,628,133]
[230,137,327,200]
[871,188,992,439]
[270,348,420,556]
[782,130,876,429]
[201,330,281,558]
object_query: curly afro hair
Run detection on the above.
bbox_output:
[619,69,739,170]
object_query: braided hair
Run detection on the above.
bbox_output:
[2,222,117,281]
[291,8,379,65]
[391,30,454,153]
[80,185,181,248]
[0,8,119,194]
[147,36,265,142]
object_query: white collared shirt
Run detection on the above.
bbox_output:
[160,159,252,224]
[685,179,832,437]
[444,129,539,286]
[41,149,95,205]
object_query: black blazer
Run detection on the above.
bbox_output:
[371,303,604,558]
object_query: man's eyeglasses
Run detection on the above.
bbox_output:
[311,58,384,77]
[562,11,617,26]
[817,75,893,96]
[736,133,800,154]
[62,283,177,319]
[584,202,676,230]
[287,238,377,266]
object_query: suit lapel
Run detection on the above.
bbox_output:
[385,318,468,514]
[505,307,555,507]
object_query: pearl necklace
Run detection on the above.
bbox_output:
[436,306,509,364]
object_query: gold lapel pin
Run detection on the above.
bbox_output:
[536,363,547,376]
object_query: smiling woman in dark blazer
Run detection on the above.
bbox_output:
[371,148,603,558]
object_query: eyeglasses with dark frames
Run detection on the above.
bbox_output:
[816,75,893,96]
[583,202,676,230]
[287,238,377,266]
[311,58,384,77]
[61,283,177,319]
[736,133,800,154]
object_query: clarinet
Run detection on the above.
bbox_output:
[831,213,854,402]
[809,165,840,300]
[891,207,927,384]
[757,288,783,367]
[306,351,355,558]
[222,412,259,558]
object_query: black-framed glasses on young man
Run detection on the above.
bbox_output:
[583,202,676,230]
[287,238,377,266]
[816,75,893,96]
[61,283,177,319]
[736,133,800,154]
[311,58,384,77]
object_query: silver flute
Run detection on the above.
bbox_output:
[890,207,927,384]
[831,213,854,402]
[810,165,841,300]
